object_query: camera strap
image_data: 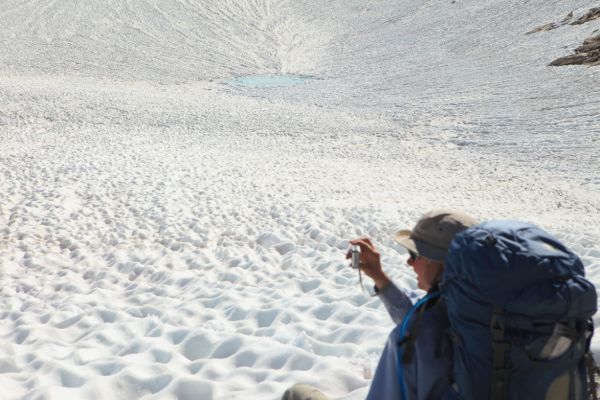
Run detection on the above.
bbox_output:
[358,268,377,297]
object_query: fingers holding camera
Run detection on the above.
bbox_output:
[348,238,391,290]
[346,237,374,258]
[348,238,380,268]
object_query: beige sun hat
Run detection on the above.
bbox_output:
[395,209,478,262]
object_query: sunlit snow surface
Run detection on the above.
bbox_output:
[228,74,316,87]
[0,0,599,399]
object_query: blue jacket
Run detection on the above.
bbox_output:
[366,283,452,400]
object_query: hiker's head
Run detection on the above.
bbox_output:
[395,209,477,290]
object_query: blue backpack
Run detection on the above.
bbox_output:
[441,221,598,400]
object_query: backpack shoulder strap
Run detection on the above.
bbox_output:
[396,290,442,400]
[398,290,442,363]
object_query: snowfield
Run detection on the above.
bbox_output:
[1,0,599,399]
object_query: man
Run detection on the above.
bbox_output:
[282,209,477,400]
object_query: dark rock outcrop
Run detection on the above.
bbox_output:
[570,7,600,25]
[527,6,600,66]
[526,12,573,34]
[527,7,599,35]
[549,34,600,66]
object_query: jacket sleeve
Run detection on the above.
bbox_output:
[365,324,406,400]
[376,282,415,325]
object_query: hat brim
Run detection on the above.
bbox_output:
[394,230,448,262]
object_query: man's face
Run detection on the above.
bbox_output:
[407,255,444,290]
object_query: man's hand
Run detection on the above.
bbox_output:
[347,237,391,290]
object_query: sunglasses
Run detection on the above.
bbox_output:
[409,250,419,261]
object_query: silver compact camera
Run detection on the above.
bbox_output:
[350,245,361,269]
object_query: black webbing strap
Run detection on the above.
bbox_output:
[569,369,576,400]
[435,302,446,358]
[490,306,510,400]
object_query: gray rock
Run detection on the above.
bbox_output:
[570,7,600,25]
[549,34,600,66]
